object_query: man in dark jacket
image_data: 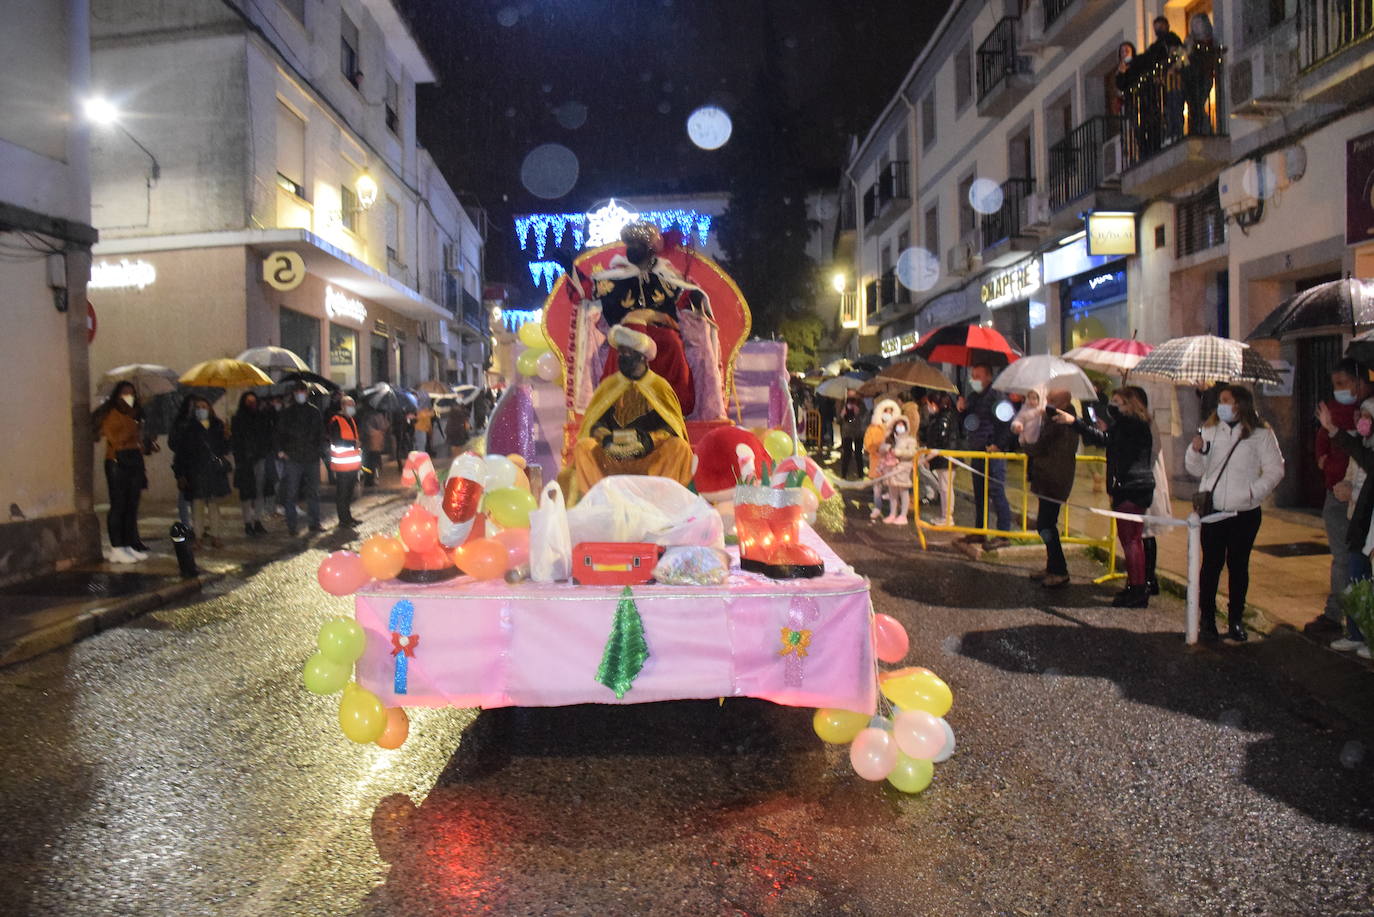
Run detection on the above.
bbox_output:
[275,382,325,535]
[1021,390,1079,586]
[958,362,1015,546]
[1311,360,1366,633]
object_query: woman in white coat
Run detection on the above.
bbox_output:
[1185,385,1285,642]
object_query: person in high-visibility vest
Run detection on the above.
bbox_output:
[329,395,364,528]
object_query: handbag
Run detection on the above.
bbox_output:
[1192,434,1240,515]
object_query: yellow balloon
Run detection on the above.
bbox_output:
[812,708,870,744]
[763,429,794,462]
[485,486,537,528]
[886,753,934,793]
[880,671,954,718]
[516,348,543,377]
[339,683,387,743]
[518,320,547,349]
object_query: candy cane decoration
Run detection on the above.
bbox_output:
[772,455,836,500]
[438,452,487,548]
[401,451,439,496]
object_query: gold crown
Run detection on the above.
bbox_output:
[620,221,663,251]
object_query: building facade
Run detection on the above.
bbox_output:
[841,0,1374,506]
[0,0,100,582]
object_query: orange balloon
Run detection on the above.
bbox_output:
[399,505,439,553]
[506,453,527,469]
[454,537,508,580]
[492,528,530,566]
[512,467,531,493]
[375,707,410,750]
[360,535,406,580]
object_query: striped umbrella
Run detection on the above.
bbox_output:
[1062,337,1153,376]
[1130,335,1282,386]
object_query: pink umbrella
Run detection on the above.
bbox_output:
[1061,337,1153,377]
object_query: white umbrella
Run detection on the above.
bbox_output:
[96,363,179,401]
[236,346,309,374]
[816,375,865,399]
[991,354,1097,402]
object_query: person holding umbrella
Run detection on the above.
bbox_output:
[1023,390,1079,587]
[838,393,867,480]
[93,381,156,563]
[230,391,274,537]
[1187,385,1285,639]
[275,381,325,535]
[957,363,1015,550]
[170,395,233,548]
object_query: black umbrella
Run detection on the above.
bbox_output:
[277,370,340,391]
[1248,278,1374,340]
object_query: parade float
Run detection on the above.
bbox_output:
[299,222,956,792]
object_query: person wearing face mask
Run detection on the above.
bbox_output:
[1187,385,1285,641]
[328,396,363,528]
[170,396,232,548]
[1317,398,1374,657]
[1312,360,1365,634]
[1069,386,1156,607]
[564,324,694,504]
[956,362,1015,549]
[94,381,156,563]
[1024,390,1080,587]
[231,391,275,537]
[880,417,919,525]
[275,382,326,536]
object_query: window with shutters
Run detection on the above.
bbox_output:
[955,43,972,111]
[921,93,936,149]
[924,203,940,257]
[275,101,306,199]
[341,13,361,88]
[385,74,400,134]
[341,185,358,232]
[385,197,401,261]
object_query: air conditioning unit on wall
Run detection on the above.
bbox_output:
[1230,32,1298,119]
[1022,191,1052,230]
[1102,134,1124,182]
[945,238,979,277]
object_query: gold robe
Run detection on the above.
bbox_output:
[565,368,693,502]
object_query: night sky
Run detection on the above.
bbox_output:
[397,0,949,289]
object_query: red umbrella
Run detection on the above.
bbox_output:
[914,323,1020,367]
[1061,337,1153,376]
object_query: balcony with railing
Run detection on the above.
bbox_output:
[1296,0,1374,104]
[1047,115,1123,212]
[864,279,879,320]
[1040,0,1117,47]
[980,178,1037,266]
[879,268,913,313]
[461,289,482,330]
[977,17,1034,116]
[1118,50,1231,199]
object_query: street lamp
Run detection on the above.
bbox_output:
[83,95,161,181]
[354,171,379,211]
[831,271,847,293]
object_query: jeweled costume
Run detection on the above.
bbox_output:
[566,325,694,503]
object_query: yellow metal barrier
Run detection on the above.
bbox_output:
[910,448,1122,585]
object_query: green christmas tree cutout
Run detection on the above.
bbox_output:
[596,586,650,698]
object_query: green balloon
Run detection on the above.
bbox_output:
[886,753,934,794]
[485,487,537,529]
[317,617,367,665]
[302,652,350,695]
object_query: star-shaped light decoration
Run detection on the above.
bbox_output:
[585,199,638,247]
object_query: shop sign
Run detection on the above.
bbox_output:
[1347,129,1374,246]
[1042,235,1115,283]
[325,286,367,323]
[980,259,1041,308]
[263,250,306,291]
[900,331,919,351]
[1086,212,1137,256]
[880,335,903,358]
[89,258,156,290]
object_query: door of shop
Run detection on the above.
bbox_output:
[1295,334,1343,509]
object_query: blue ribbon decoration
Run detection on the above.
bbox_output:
[389,599,415,695]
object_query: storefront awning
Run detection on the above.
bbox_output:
[93,228,452,323]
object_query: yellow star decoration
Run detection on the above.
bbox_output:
[779,627,813,657]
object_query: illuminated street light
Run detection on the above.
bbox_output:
[831,271,847,293]
[354,171,379,211]
[84,95,161,181]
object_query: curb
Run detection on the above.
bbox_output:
[0,574,214,668]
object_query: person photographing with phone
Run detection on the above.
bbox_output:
[1185,385,1284,641]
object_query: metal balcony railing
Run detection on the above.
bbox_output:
[879,268,913,310]
[877,161,910,207]
[1298,0,1374,69]
[865,280,879,318]
[980,177,1035,246]
[862,186,878,226]
[1175,183,1227,257]
[1118,49,1227,170]
[461,289,482,329]
[976,17,1022,102]
[1047,115,1122,210]
[1043,0,1075,30]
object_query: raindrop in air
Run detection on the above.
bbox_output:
[784,35,798,49]
[657,101,672,115]
[661,81,674,93]
[686,105,732,150]
[969,177,1004,215]
[1340,740,1365,769]
[1218,708,1244,730]
[520,143,579,199]
[496,6,519,27]
[895,246,940,292]
[639,70,653,83]
[505,107,517,118]
[541,83,552,94]
[554,101,588,130]
[994,401,1015,422]
[813,196,839,220]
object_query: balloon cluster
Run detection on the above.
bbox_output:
[812,613,956,794]
[301,617,410,749]
[515,319,561,384]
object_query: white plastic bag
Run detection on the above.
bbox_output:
[565,475,724,549]
[529,481,572,582]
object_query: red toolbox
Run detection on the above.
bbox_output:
[571,542,663,586]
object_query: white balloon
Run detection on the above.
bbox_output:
[484,454,518,490]
[450,452,488,487]
[933,717,956,763]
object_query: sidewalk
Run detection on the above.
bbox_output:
[0,477,411,667]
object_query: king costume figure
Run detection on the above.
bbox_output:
[564,324,694,503]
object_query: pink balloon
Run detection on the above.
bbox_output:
[848,727,898,781]
[872,613,910,664]
[492,528,530,566]
[317,551,370,596]
[893,709,946,760]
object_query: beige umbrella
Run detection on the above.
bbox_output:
[179,358,273,388]
[875,358,958,393]
[97,363,179,401]
[418,380,449,395]
[235,346,309,375]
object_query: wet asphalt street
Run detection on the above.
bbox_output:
[1,513,1372,917]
